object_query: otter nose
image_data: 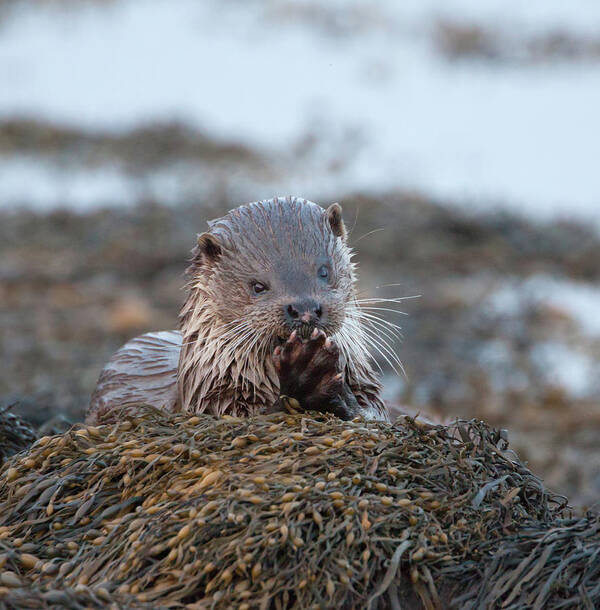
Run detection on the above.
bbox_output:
[285,300,323,326]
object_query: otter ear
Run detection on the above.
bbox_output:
[196,232,222,264]
[326,202,347,241]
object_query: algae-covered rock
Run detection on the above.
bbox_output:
[0,406,595,609]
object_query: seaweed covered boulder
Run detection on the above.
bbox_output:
[0,406,596,609]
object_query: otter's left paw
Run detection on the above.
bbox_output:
[273,329,345,413]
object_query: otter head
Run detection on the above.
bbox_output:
[186,197,355,347]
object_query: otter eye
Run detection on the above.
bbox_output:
[252,281,268,294]
[318,265,329,280]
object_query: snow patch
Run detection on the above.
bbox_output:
[0,0,599,220]
[489,275,600,338]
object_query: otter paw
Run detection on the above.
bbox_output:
[273,329,345,413]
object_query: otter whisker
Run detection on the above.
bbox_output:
[347,306,403,336]
[375,282,406,288]
[344,318,395,369]
[351,227,385,245]
[356,306,408,316]
[346,314,401,349]
[356,305,409,317]
[356,295,420,302]
[357,322,403,347]
[336,317,380,376]
[358,321,403,347]
[360,321,402,358]
[361,331,405,377]
[340,327,384,376]
[355,311,404,335]
[357,307,404,322]
[348,313,404,374]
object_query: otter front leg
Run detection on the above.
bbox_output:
[272,329,360,420]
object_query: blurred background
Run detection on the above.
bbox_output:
[1,0,599,508]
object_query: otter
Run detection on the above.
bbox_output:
[87,197,390,423]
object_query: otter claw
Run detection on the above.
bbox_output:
[308,330,327,350]
[273,329,346,416]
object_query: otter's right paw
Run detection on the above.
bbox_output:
[273,329,345,414]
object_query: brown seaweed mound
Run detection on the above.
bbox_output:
[0,406,596,609]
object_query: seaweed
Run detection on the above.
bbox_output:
[0,405,594,609]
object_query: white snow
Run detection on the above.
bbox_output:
[531,342,599,399]
[479,275,600,400]
[0,156,268,211]
[488,275,600,338]
[0,158,132,210]
[1,0,600,220]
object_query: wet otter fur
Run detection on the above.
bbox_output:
[87,197,389,423]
